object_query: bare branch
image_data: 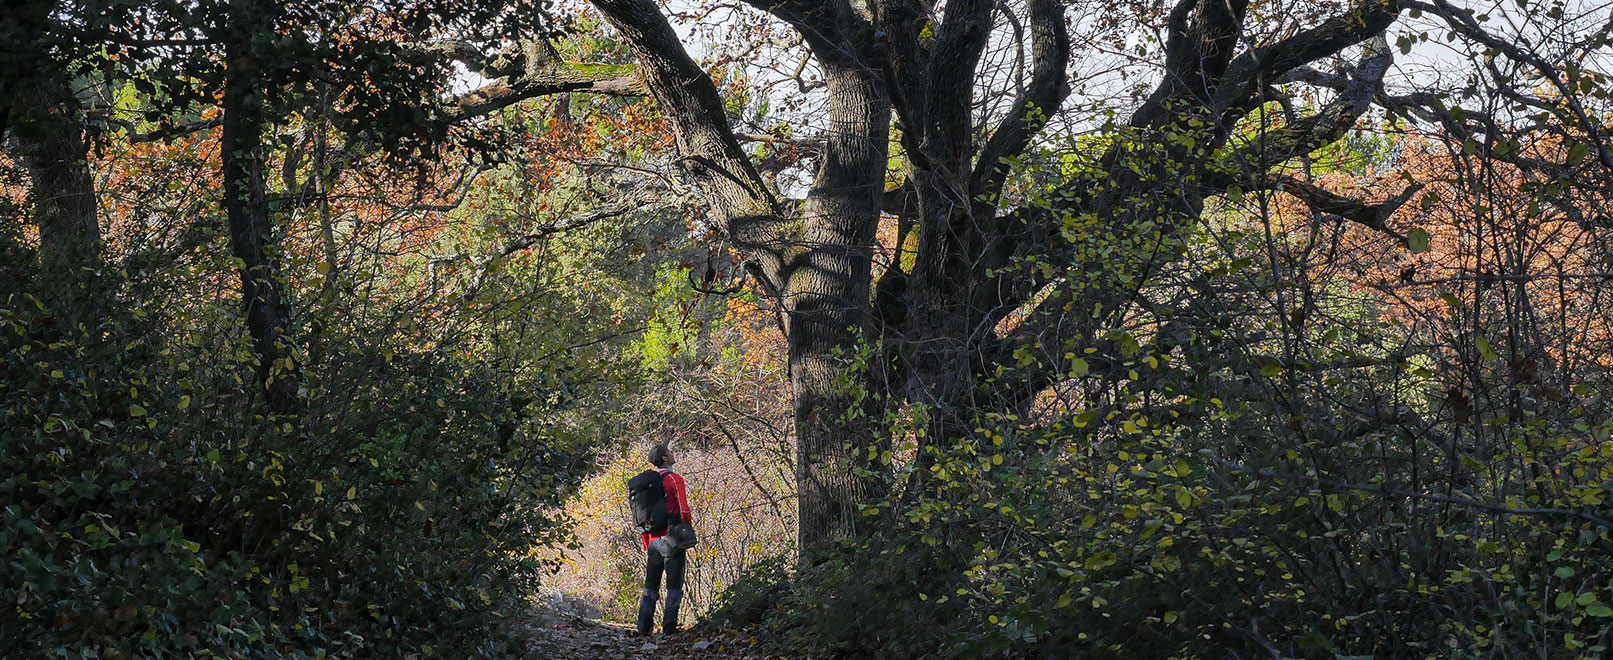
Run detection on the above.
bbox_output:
[458,202,646,300]
[591,0,789,289]
[969,0,1070,201]
[1407,0,1613,171]
[735,132,824,150]
[1261,173,1422,238]
[404,164,492,213]
[1209,0,1401,120]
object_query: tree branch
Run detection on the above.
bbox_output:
[116,117,223,143]
[1407,0,1613,171]
[1260,173,1421,237]
[736,132,824,150]
[969,0,1070,202]
[591,0,789,292]
[446,61,647,120]
[1208,0,1401,120]
[922,0,995,164]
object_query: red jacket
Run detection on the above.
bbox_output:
[642,469,691,550]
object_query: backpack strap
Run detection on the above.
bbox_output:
[658,469,683,525]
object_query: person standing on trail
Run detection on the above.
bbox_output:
[629,442,693,636]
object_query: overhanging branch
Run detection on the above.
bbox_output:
[446,62,647,120]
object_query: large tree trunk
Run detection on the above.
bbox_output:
[14,69,101,282]
[783,41,890,549]
[883,0,1010,466]
[593,0,899,550]
[222,0,298,414]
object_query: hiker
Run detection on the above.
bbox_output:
[629,442,694,636]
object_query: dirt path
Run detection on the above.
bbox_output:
[517,614,794,660]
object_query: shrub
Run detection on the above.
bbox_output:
[0,264,589,657]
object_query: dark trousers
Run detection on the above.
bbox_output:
[637,540,686,634]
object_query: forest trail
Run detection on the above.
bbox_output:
[516,613,793,660]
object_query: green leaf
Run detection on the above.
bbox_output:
[128,404,147,417]
[1406,227,1430,253]
[1070,357,1089,377]
[1476,335,1499,361]
[1557,592,1574,608]
[1567,142,1590,166]
[1588,603,1613,617]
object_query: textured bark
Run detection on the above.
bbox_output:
[891,0,1039,448]
[0,0,54,140]
[592,0,785,263]
[739,0,897,547]
[783,36,891,548]
[222,0,297,413]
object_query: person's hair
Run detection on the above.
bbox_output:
[647,442,672,468]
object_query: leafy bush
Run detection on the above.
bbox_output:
[719,390,1613,659]
[0,259,590,657]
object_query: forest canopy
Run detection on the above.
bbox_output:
[3,0,1613,656]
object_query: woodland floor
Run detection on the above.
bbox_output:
[516,611,797,660]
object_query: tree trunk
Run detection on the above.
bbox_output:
[785,50,890,549]
[222,1,297,413]
[14,69,101,282]
[593,0,901,551]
